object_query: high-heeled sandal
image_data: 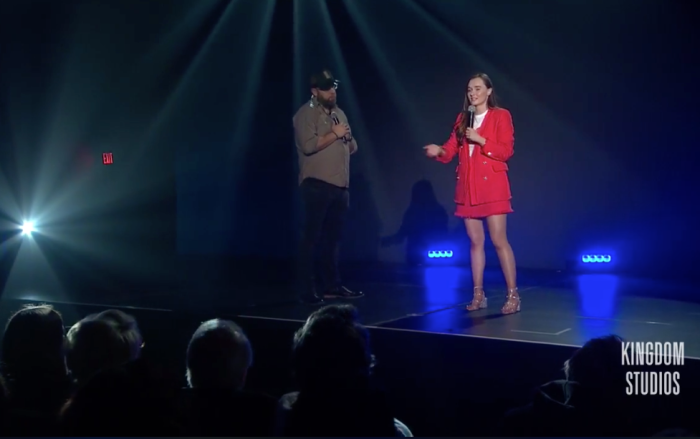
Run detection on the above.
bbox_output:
[466,286,487,311]
[501,288,521,315]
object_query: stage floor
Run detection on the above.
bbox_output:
[377,281,700,357]
[2,263,699,357]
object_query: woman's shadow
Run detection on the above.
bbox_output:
[381,180,449,265]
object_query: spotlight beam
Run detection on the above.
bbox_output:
[404,0,582,137]
[142,0,239,148]
[341,0,424,138]
[312,0,392,227]
[292,0,303,109]
[226,0,276,160]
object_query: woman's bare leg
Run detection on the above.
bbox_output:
[486,214,520,313]
[464,218,487,309]
[485,214,517,291]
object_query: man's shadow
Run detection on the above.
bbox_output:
[381,180,449,265]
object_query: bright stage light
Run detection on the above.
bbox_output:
[581,254,611,263]
[21,221,35,236]
[428,250,453,258]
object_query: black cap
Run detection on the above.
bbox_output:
[310,69,339,91]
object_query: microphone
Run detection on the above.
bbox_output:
[467,105,476,128]
[330,112,348,142]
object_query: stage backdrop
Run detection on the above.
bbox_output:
[170,0,699,277]
[3,0,697,279]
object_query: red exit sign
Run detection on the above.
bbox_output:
[102,152,113,165]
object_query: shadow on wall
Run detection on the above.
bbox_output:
[381,179,450,265]
[341,173,382,263]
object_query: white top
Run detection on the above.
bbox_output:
[469,110,488,157]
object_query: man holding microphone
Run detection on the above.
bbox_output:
[293,69,364,304]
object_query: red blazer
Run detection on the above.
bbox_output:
[436,107,514,206]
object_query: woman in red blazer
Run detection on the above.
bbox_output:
[424,73,519,315]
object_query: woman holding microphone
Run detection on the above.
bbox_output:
[423,73,519,315]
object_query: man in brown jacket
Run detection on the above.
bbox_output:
[293,69,364,304]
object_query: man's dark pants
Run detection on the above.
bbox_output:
[298,177,349,297]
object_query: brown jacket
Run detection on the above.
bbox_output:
[293,98,358,188]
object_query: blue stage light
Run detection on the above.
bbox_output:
[581,254,611,263]
[428,250,453,258]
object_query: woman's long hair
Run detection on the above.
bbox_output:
[455,73,498,142]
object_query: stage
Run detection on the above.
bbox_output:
[1,262,698,435]
[5,261,698,356]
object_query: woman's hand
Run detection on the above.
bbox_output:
[465,128,485,145]
[423,144,443,158]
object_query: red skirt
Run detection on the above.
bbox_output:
[454,156,513,219]
[454,189,513,219]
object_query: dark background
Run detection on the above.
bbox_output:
[1,0,698,287]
